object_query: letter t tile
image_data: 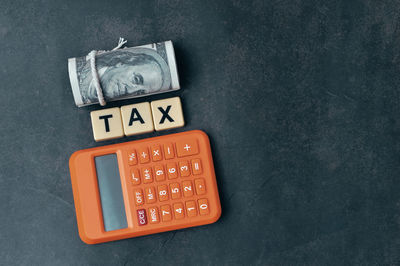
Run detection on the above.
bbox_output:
[90,107,124,141]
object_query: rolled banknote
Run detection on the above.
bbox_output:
[68,40,180,107]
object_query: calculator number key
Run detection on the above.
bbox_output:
[194,178,206,195]
[167,162,178,179]
[134,189,144,206]
[198,199,209,215]
[161,205,172,222]
[154,164,165,181]
[173,203,185,219]
[185,201,197,217]
[157,185,169,201]
[137,209,147,226]
[179,161,190,177]
[170,183,181,200]
[182,180,193,197]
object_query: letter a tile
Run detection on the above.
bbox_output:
[150,97,185,131]
[90,107,124,141]
[121,102,154,136]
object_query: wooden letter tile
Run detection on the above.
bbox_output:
[90,107,124,141]
[121,102,154,136]
[150,97,184,131]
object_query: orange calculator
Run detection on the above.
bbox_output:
[69,130,221,244]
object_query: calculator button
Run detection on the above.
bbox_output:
[161,205,172,222]
[166,162,178,179]
[127,150,137,165]
[157,185,169,201]
[182,180,194,197]
[137,209,147,226]
[170,183,181,200]
[145,187,156,204]
[164,143,175,159]
[194,178,206,195]
[198,199,209,215]
[185,201,197,217]
[130,168,141,185]
[151,145,162,161]
[148,207,160,224]
[134,189,144,206]
[154,164,165,181]
[179,161,190,177]
[176,139,199,157]
[141,167,153,184]
[173,203,185,219]
[138,147,150,164]
[191,159,202,175]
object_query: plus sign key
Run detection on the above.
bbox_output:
[176,139,199,157]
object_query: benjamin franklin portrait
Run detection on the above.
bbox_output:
[77,47,172,104]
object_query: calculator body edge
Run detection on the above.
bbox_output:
[69,130,221,244]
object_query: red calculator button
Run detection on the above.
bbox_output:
[198,199,209,215]
[170,183,181,200]
[127,150,137,165]
[130,168,140,186]
[141,167,153,184]
[164,143,175,159]
[154,164,165,181]
[148,207,160,224]
[176,139,199,157]
[138,147,150,164]
[151,145,162,161]
[137,209,147,226]
[157,185,169,201]
[191,159,202,175]
[145,187,156,204]
[179,161,190,177]
[182,180,194,197]
[134,189,144,206]
[161,205,172,222]
[166,162,178,179]
[194,178,206,195]
[185,201,197,217]
[173,202,185,219]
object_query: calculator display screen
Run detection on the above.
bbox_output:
[95,154,128,231]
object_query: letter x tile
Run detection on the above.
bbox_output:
[150,97,185,131]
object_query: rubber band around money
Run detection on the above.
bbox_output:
[88,37,128,106]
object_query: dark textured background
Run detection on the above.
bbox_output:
[1,0,400,265]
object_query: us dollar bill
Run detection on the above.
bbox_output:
[68,40,180,107]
